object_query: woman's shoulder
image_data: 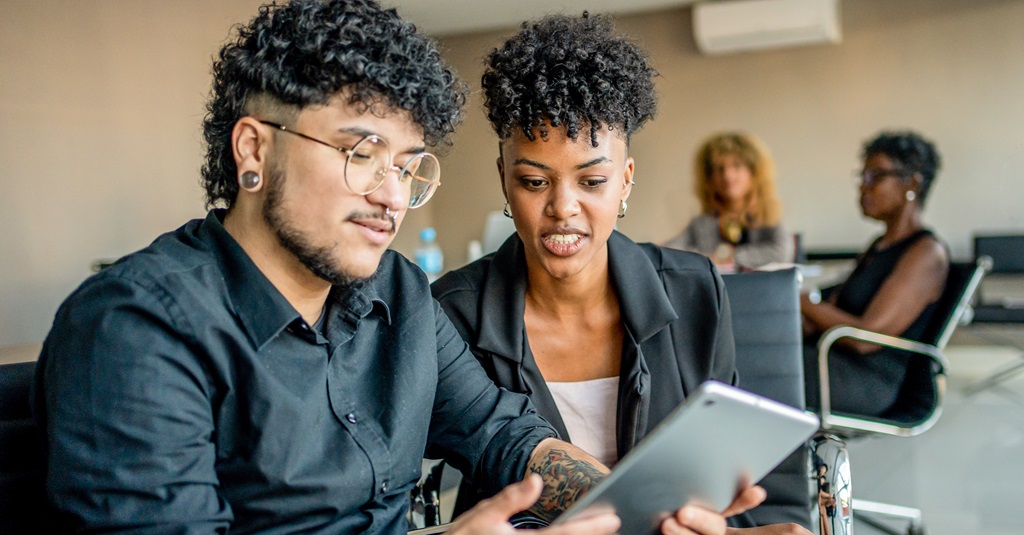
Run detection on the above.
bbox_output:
[903,230,950,266]
[629,238,719,277]
[748,220,792,235]
[685,213,718,231]
[879,228,948,262]
[430,255,492,306]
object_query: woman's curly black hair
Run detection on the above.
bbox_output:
[482,12,658,147]
[862,130,942,205]
[201,0,466,208]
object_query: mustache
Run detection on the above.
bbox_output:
[347,209,397,234]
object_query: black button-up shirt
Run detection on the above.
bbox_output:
[34,210,555,534]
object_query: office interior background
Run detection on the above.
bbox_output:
[2,0,1022,348]
[1,0,1022,533]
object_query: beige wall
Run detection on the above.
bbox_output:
[1,0,1022,347]
[0,0,431,347]
[432,0,1024,270]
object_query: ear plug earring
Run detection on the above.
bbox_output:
[906,190,916,202]
[239,171,261,191]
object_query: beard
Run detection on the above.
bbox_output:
[262,165,370,290]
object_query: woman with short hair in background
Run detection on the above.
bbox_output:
[801,130,948,417]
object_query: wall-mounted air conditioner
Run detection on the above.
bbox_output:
[693,0,842,55]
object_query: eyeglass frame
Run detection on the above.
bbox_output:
[854,166,912,187]
[257,120,441,208]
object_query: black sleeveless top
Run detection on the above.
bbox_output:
[833,229,941,344]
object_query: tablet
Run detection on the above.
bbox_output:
[550,380,820,533]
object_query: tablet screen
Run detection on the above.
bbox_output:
[552,380,819,533]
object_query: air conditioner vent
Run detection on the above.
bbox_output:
[693,0,842,55]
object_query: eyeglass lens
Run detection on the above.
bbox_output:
[344,136,440,208]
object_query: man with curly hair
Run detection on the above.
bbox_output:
[31,2,684,533]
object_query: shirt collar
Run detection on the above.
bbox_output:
[333,266,393,326]
[475,231,678,360]
[198,210,391,350]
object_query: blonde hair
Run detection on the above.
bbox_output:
[693,132,782,227]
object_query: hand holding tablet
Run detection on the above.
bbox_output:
[413,381,818,535]
[551,381,819,534]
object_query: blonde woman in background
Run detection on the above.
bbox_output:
[665,133,794,270]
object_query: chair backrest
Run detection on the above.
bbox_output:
[723,269,805,409]
[881,259,987,425]
[722,269,810,529]
[0,361,48,534]
[974,234,1024,274]
[921,260,989,350]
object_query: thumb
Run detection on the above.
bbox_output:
[723,485,767,517]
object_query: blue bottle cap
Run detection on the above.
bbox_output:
[420,227,436,242]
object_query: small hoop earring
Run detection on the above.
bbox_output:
[503,202,513,218]
[906,190,916,202]
[239,171,261,191]
[618,200,628,218]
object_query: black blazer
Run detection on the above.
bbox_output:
[431,230,737,512]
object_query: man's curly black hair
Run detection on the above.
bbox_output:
[201,0,466,208]
[482,12,658,147]
[862,130,942,205]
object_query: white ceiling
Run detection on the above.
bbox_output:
[384,0,700,36]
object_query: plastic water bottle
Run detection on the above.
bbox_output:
[414,227,444,282]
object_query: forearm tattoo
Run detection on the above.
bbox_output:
[526,448,606,522]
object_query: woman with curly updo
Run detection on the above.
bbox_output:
[432,12,808,535]
[665,132,794,270]
[801,130,948,417]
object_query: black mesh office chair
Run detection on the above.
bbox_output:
[812,259,988,534]
[966,235,1024,393]
[722,268,812,529]
[0,361,49,534]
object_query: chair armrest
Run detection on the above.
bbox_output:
[816,326,948,436]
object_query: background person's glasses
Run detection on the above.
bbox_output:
[259,121,440,209]
[854,168,908,187]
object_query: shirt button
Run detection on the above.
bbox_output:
[345,413,357,424]
[380,480,389,493]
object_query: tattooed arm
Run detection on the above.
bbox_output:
[445,436,770,535]
[524,438,610,523]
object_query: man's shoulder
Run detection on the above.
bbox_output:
[99,219,214,282]
[60,218,223,316]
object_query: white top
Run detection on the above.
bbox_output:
[546,376,620,467]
